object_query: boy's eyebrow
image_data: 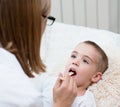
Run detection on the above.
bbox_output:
[72,51,78,54]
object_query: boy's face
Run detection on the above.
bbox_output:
[65,43,102,88]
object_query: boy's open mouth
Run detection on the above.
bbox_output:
[69,69,77,76]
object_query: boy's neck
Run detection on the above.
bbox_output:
[77,87,86,96]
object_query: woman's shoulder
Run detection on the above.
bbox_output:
[0,47,26,74]
[0,48,17,66]
[0,63,41,106]
[0,48,42,106]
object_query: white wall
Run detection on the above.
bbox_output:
[51,0,120,34]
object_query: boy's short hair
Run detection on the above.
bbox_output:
[83,41,108,73]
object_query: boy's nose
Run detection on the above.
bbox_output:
[72,59,80,66]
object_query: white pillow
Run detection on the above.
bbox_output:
[41,22,120,74]
[41,22,120,106]
[89,46,120,107]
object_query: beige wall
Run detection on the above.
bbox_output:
[51,0,120,34]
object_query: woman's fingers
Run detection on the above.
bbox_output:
[53,72,77,107]
[54,73,63,89]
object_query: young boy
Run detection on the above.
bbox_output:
[33,40,108,107]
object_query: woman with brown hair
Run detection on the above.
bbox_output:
[0,0,77,107]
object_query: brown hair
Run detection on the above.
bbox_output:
[0,0,50,77]
[83,41,108,73]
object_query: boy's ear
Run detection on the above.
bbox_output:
[91,72,102,83]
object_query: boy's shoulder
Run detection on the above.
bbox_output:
[72,89,96,107]
[82,89,96,106]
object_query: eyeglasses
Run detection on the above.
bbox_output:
[42,15,56,26]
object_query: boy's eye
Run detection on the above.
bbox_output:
[83,59,89,64]
[71,55,76,58]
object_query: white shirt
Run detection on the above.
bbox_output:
[0,48,43,107]
[71,90,96,107]
[32,73,96,107]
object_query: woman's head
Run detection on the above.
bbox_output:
[41,0,51,33]
[0,0,51,77]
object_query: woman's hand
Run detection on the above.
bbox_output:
[53,73,77,107]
